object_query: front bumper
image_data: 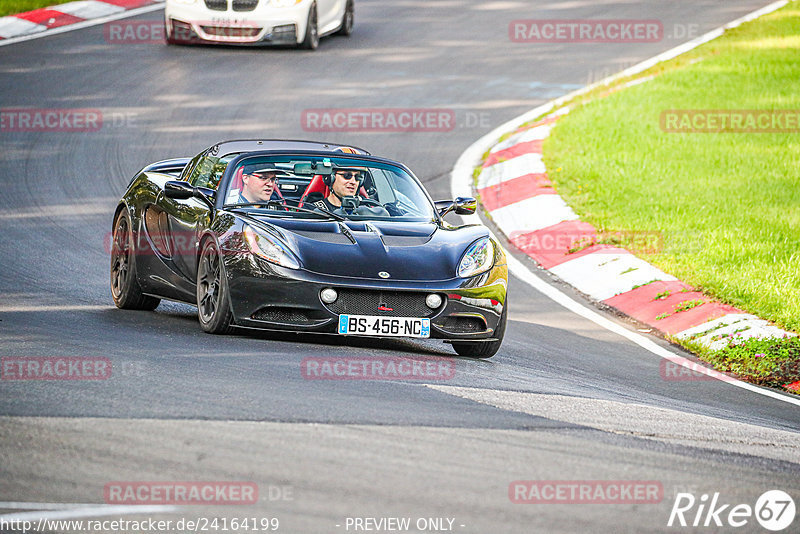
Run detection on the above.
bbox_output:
[224,254,508,342]
[165,1,309,44]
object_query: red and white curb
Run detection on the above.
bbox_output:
[0,0,163,44]
[476,108,795,351]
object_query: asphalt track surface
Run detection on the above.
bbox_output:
[1,1,798,532]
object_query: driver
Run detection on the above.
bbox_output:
[239,163,281,204]
[314,166,366,212]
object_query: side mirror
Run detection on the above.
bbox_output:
[454,197,477,215]
[165,181,216,210]
[436,197,477,216]
[164,180,194,200]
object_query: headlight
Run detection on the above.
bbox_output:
[243,224,301,270]
[457,237,495,278]
[270,0,302,6]
[171,0,197,5]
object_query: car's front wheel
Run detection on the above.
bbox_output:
[110,210,160,310]
[336,0,354,36]
[197,240,234,334]
[300,3,319,49]
[451,300,507,359]
[164,17,181,45]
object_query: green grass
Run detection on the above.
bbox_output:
[674,299,706,313]
[543,3,800,335]
[704,335,800,388]
[0,0,77,17]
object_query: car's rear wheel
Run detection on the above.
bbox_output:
[336,0,354,36]
[300,3,319,49]
[451,300,507,359]
[110,210,161,310]
[197,240,234,334]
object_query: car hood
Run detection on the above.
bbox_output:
[245,216,488,281]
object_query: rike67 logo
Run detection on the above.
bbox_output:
[668,490,795,531]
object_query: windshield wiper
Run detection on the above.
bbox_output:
[226,201,346,222]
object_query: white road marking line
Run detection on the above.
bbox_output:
[0,503,178,521]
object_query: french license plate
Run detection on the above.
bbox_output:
[338,315,430,338]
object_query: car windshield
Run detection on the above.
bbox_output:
[222,155,436,221]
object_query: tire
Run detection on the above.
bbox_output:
[164,17,179,45]
[451,300,507,359]
[197,239,234,334]
[300,3,319,49]
[336,0,354,36]
[164,21,174,45]
[110,210,161,311]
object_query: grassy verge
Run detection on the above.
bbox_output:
[540,3,800,389]
[0,0,79,17]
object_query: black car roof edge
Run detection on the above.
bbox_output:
[210,139,371,155]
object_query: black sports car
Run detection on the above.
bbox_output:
[111,140,507,358]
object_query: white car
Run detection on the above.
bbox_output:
[164,0,353,49]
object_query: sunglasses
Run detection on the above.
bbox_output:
[336,171,363,181]
[248,174,278,183]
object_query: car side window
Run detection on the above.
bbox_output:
[188,153,238,190]
[180,152,206,182]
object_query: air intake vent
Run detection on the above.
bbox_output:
[251,307,326,325]
[323,289,441,318]
[433,316,487,334]
[204,0,227,11]
[232,0,258,11]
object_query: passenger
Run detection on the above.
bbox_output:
[239,164,280,203]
